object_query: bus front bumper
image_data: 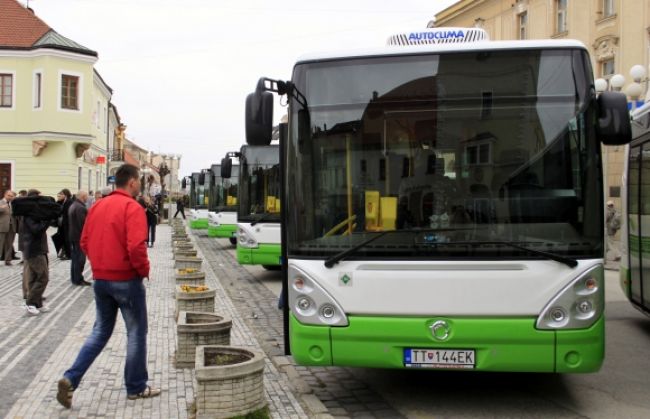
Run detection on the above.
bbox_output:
[289,314,604,373]
[237,244,282,265]
[207,224,237,238]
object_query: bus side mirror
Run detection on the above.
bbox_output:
[181,178,187,189]
[221,157,232,178]
[597,92,632,145]
[245,90,274,146]
[198,172,205,185]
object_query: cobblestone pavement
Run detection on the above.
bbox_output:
[197,236,406,419]
[0,223,307,418]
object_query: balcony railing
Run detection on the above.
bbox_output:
[108,149,125,162]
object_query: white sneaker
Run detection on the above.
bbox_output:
[25,305,40,316]
[39,305,50,313]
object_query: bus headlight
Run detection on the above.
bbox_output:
[238,229,248,245]
[536,265,604,330]
[289,266,348,327]
[237,227,257,248]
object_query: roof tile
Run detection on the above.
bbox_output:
[0,0,50,48]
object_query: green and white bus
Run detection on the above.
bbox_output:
[189,170,210,229]
[207,163,223,237]
[621,102,650,315]
[208,161,239,244]
[246,28,630,372]
[231,144,282,268]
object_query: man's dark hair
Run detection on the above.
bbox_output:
[27,189,40,197]
[18,190,27,196]
[60,188,72,199]
[115,164,140,188]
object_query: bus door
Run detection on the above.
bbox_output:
[628,142,650,310]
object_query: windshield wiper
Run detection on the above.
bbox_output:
[430,241,578,268]
[250,212,276,226]
[323,228,471,269]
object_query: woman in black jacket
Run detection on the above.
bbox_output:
[56,189,73,260]
[143,196,158,248]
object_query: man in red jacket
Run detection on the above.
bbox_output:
[56,164,160,409]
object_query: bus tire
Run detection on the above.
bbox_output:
[262,265,281,271]
[229,237,237,245]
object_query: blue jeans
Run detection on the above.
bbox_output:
[64,278,149,395]
[70,242,86,284]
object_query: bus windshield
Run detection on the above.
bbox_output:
[191,172,209,209]
[287,48,604,260]
[213,165,239,212]
[208,165,222,212]
[238,145,281,222]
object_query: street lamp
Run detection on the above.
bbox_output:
[595,64,648,110]
[609,74,625,91]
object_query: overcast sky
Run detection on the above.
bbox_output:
[28,0,457,176]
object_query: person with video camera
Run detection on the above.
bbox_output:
[14,189,61,315]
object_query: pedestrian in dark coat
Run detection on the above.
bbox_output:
[56,189,73,260]
[141,196,158,248]
[21,189,51,315]
[173,197,185,219]
[69,191,91,286]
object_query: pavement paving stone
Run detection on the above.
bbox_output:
[0,223,307,418]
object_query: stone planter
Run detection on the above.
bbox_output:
[175,269,206,286]
[175,257,202,270]
[175,285,215,318]
[176,312,232,368]
[174,241,194,250]
[174,249,198,258]
[172,234,189,241]
[173,237,191,245]
[194,346,266,419]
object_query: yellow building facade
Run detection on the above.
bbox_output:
[0,3,112,198]
[434,0,650,207]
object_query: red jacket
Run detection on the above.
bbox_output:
[80,189,150,280]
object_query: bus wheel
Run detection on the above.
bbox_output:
[262,265,281,271]
[229,237,237,245]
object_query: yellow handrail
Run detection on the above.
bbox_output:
[324,215,357,237]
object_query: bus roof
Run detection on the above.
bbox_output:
[295,39,588,64]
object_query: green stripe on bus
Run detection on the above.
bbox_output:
[207,224,237,238]
[237,243,282,265]
[190,219,208,229]
[289,313,604,373]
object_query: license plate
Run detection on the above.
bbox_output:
[404,348,475,369]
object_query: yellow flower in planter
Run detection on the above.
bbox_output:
[180,285,209,293]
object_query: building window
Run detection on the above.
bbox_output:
[33,72,42,108]
[556,0,568,33]
[0,163,12,196]
[96,101,101,128]
[0,74,13,108]
[518,12,528,40]
[465,143,492,165]
[603,0,614,17]
[78,167,82,190]
[61,75,79,110]
[601,59,615,77]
